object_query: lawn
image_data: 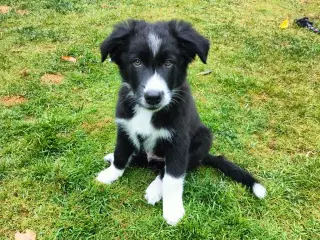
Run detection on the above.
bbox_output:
[0,0,319,239]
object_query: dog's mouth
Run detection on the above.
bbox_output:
[138,102,166,111]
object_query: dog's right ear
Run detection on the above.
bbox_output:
[100,20,137,63]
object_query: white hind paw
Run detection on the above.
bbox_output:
[103,153,114,164]
[145,176,162,205]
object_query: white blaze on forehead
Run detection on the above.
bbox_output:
[148,33,162,56]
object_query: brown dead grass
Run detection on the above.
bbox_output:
[20,68,30,77]
[0,6,29,15]
[0,96,27,106]
[16,9,29,15]
[40,73,64,85]
[81,117,113,132]
[251,93,269,102]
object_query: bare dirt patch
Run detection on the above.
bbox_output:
[41,73,64,85]
[0,5,11,14]
[0,96,27,106]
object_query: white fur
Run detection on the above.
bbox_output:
[148,33,162,56]
[145,175,162,205]
[103,153,114,164]
[253,183,267,199]
[143,72,171,107]
[96,164,124,184]
[116,106,172,151]
[162,174,185,225]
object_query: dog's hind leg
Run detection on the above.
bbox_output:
[188,125,267,198]
[187,125,213,171]
[128,151,148,167]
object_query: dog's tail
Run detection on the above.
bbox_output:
[202,154,267,199]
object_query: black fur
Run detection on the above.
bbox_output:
[100,19,263,193]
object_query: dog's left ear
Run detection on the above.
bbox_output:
[169,20,210,64]
[100,20,139,63]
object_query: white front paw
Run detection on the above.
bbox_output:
[145,176,162,205]
[96,165,124,184]
[163,202,185,226]
[103,153,114,164]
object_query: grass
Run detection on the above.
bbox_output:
[0,0,319,239]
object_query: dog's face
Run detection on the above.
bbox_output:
[100,20,210,111]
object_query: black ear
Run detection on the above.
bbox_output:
[168,20,210,64]
[100,20,138,63]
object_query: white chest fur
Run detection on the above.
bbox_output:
[116,106,172,152]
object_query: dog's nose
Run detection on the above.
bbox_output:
[144,90,163,105]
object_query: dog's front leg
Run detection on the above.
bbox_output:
[96,128,135,184]
[162,145,188,226]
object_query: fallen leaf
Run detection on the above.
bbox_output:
[41,73,64,85]
[20,68,30,77]
[198,70,212,76]
[0,5,11,14]
[61,56,77,62]
[280,41,289,47]
[15,229,36,240]
[16,9,29,15]
[101,4,117,9]
[11,48,23,53]
[279,19,289,29]
[0,96,27,106]
[306,151,315,157]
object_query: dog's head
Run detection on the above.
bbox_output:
[100,20,210,111]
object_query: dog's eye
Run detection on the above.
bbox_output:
[164,59,173,67]
[133,58,142,67]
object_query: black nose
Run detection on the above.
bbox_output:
[144,90,163,105]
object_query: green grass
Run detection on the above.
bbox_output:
[1,0,319,239]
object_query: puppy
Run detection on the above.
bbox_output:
[96,20,266,225]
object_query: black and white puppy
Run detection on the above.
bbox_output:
[96,20,266,225]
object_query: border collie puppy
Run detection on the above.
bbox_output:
[96,20,266,225]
